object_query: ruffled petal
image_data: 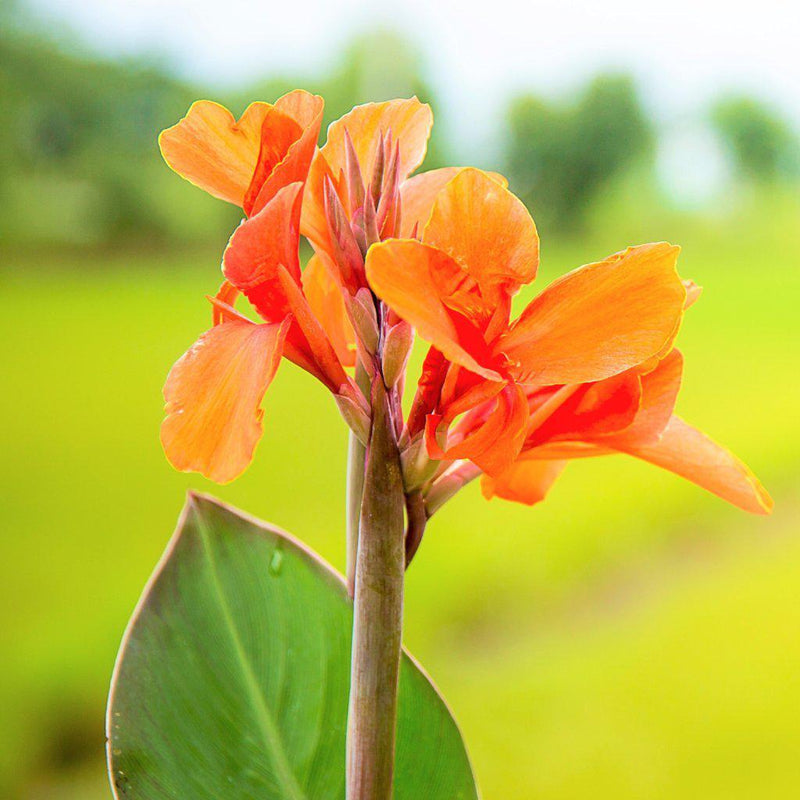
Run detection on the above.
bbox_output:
[161,319,288,483]
[481,459,567,505]
[422,168,539,297]
[365,239,500,379]
[617,416,773,514]
[159,101,272,206]
[499,242,686,385]
[399,167,508,238]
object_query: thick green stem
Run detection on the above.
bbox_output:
[346,362,371,597]
[346,431,366,598]
[346,377,406,800]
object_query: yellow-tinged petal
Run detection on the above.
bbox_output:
[324,97,432,185]
[159,101,272,206]
[365,239,500,379]
[302,254,356,367]
[481,459,567,505]
[399,167,509,238]
[422,168,539,295]
[161,319,287,484]
[618,416,773,514]
[499,242,686,385]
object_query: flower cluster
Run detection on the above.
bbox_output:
[159,91,771,525]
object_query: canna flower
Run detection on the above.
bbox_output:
[366,168,687,475]
[158,92,364,484]
[461,349,772,514]
[155,89,770,526]
[300,99,506,309]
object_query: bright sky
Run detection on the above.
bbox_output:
[26,0,800,194]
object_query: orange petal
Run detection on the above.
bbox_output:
[617,416,773,514]
[159,101,272,206]
[223,182,304,319]
[161,319,288,484]
[246,90,324,216]
[481,459,567,505]
[302,98,433,250]
[302,253,356,367]
[399,167,509,238]
[603,349,683,447]
[241,108,302,216]
[500,242,686,385]
[324,98,432,185]
[422,168,539,297]
[365,239,500,379]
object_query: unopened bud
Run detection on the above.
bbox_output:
[346,289,380,355]
[334,392,370,446]
[401,432,440,491]
[382,320,414,388]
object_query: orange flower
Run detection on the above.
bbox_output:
[158,93,362,483]
[300,99,506,301]
[477,349,772,514]
[156,90,770,519]
[366,168,686,474]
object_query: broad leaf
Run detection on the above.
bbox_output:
[107,493,479,799]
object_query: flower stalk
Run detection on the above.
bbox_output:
[347,375,406,800]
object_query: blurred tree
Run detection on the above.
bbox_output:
[711,95,800,183]
[505,74,654,233]
[0,21,242,248]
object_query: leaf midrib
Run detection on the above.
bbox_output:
[194,512,308,800]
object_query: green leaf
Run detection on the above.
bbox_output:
[107,493,479,800]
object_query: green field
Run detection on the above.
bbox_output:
[2,198,798,798]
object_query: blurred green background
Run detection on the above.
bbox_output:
[2,0,799,797]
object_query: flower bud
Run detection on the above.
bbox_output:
[346,288,380,356]
[381,320,414,388]
[334,393,371,446]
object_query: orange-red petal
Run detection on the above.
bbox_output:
[365,239,500,379]
[432,383,529,475]
[602,349,683,447]
[617,416,773,514]
[480,459,567,505]
[422,168,539,297]
[246,90,324,216]
[499,242,686,385]
[399,167,509,238]
[223,181,304,319]
[161,319,288,484]
[525,372,642,448]
[159,101,272,206]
